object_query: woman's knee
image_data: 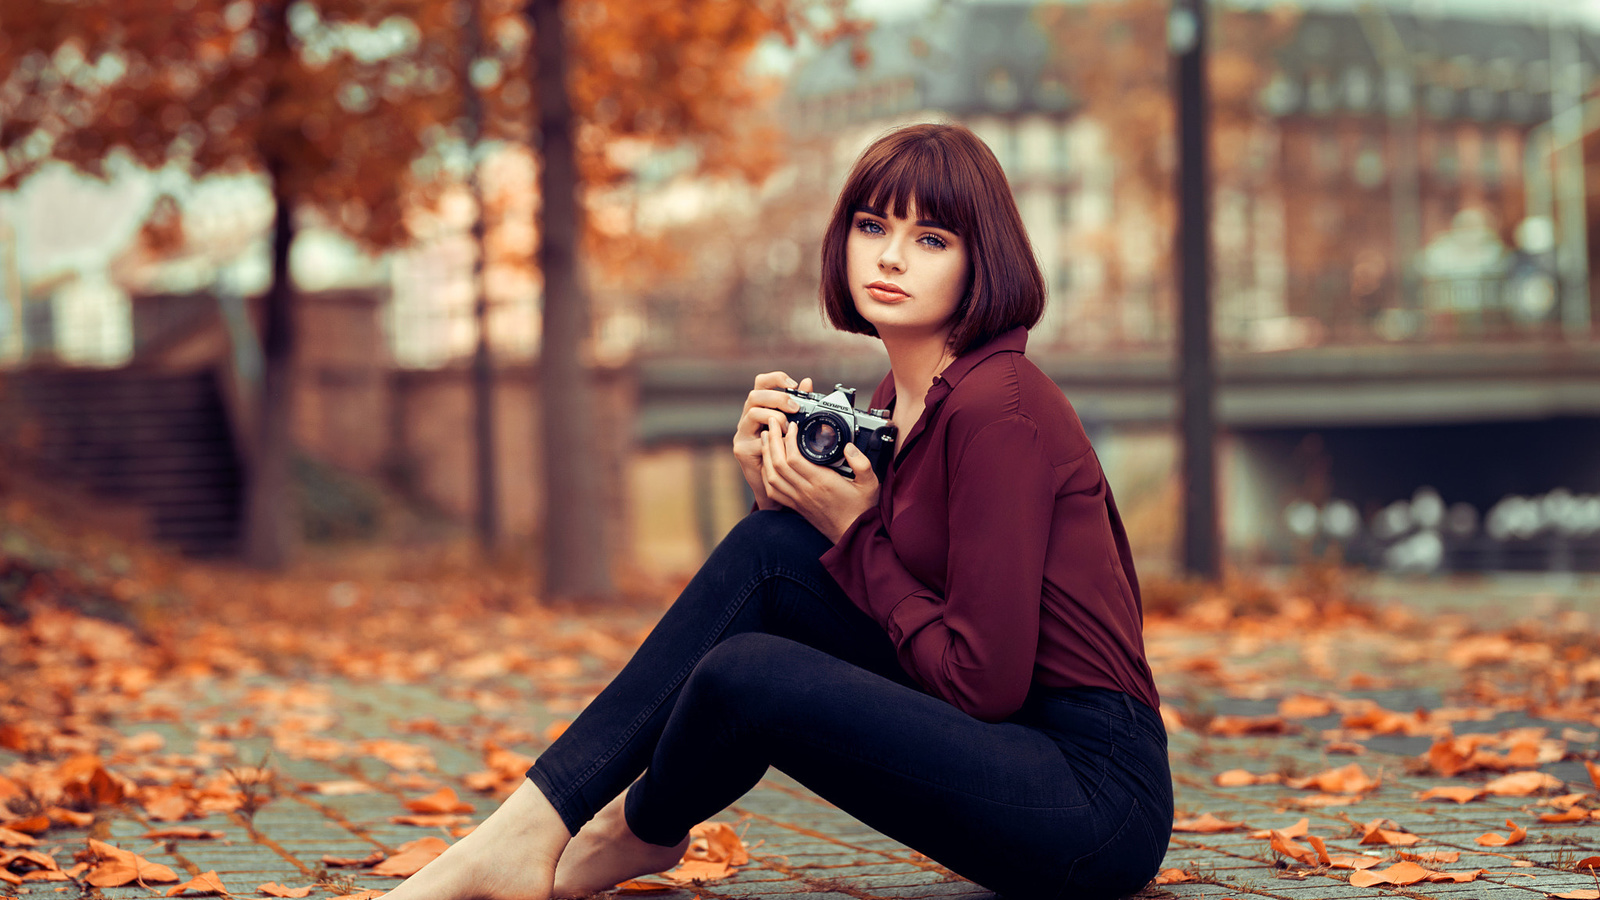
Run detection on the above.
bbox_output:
[680,634,801,714]
[713,511,830,565]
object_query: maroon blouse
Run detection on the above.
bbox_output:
[820,327,1160,722]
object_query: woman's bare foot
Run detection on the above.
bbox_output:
[383,781,570,900]
[551,791,689,898]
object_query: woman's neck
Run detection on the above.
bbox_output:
[883,330,955,417]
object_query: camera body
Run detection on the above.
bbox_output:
[781,384,897,481]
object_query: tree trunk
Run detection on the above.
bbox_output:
[531,0,611,601]
[243,159,297,569]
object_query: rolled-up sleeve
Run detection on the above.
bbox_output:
[823,415,1057,721]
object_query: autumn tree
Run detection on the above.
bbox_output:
[0,0,461,569]
[2,0,850,589]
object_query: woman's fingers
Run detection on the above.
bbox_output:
[736,406,787,443]
[842,444,878,487]
[752,371,798,391]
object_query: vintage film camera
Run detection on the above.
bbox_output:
[780,384,897,481]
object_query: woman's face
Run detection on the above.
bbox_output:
[846,198,970,343]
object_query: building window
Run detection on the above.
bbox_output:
[985,68,1020,111]
[1307,73,1336,115]
[1354,137,1385,188]
[1343,67,1373,111]
[1315,131,1341,178]
[1434,131,1459,182]
[1482,131,1502,185]
[1053,126,1071,175]
[1425,84,1456,119]
[1468,87,1496,120]
[1261,72,1299,116]
[992,126,1017,175]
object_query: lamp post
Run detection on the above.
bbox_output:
[1172,0,1220,579]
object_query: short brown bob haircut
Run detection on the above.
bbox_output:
[820,122,1046,356]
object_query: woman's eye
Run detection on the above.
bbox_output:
[855,218,884,235]
[919,234,947,249]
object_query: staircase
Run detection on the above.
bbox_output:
[3,368,245,557]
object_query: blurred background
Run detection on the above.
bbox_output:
[1,0,1598,592]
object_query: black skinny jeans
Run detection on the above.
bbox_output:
[526,510,1173,899]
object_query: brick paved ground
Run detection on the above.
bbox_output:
[6,572,1600,900]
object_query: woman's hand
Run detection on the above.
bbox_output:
[761,421,881,543]
[733,372,812,511]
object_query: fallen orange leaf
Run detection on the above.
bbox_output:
[1287,763,1378,794]
[1278,694,1335,718]
[46,808,93,828]
[1546,792,1591,809]
[1213,769,1278,787]
[141,790,193,823]
[389,814,470,828]
[359,740,435,772]
[306,781,374,796]
[257,883,313,898]
[1577,855,1600,869]
[144,827,225,841]
[665,859,731,883]
[1348,861,1433,887]
[1249,817,1309,839]
[1288,792,1359,807]
[3,816,49,836]
[371,837,449,878]
[1483,770,1562,796]
[1306,835,1381,870]
[1416,785,1481,804]
[1539,808,1590,823]
[1475,819,1526,847]
[403,787,474,815]
[1359,820,1421,846]
[1552,891,1600,900]
[1399,850,1459,864]
[1153,868,1197,884]
[1208,714,1293,736]
[321,851,385,868]
[1587,760,1600,791]
[683,822,748,867]
[83,839,179,886]
[1172,813,1244,833]
[166,870,228,896]
[613,878,677,893]
[664,822,749,884]
[1268,829,1317,864]
[0,828,39,847]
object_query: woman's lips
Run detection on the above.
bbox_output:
[865,282,908,303]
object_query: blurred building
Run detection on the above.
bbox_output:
[1264,8,1591,343]
[625,0,1600,356]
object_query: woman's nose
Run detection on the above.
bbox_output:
[878,241,905,273]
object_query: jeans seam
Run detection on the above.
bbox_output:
[549,565,823,807]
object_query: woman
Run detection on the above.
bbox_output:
[383,122,1171,900]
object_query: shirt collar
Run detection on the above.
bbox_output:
[931,326,1028,393]
[871,326,1030,410]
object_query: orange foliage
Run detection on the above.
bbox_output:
[1475,819,1527,847]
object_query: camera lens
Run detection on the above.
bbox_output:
[798,412,849,465]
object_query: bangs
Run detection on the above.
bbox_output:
[842,137,977,237]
